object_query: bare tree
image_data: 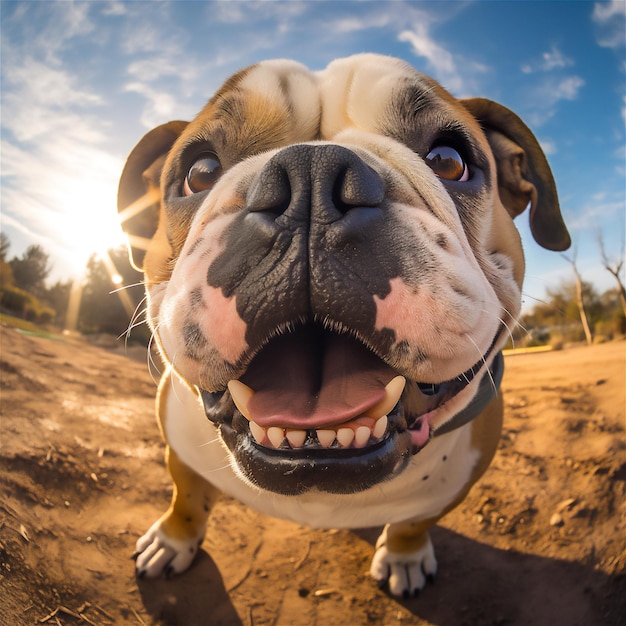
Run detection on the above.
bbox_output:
[597,231,626,317]
[561,247,593,345]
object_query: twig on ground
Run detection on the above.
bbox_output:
[294,540,311,570]
[131,607,146,625]
[228,565,252,592]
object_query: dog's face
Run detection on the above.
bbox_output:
[118,55,569,496]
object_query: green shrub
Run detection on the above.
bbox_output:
[0,285,56,324]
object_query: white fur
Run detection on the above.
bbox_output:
[135,518,206,578]
[370,527,438,596]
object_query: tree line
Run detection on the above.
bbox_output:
[0,231,624,348]
[0,233,148,343]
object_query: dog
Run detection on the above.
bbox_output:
[117,54,570,597]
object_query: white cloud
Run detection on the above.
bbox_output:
[593,0,626,49]
[518,42,585,126]
[539,139,557,156]
[1,9,126,279]
[399,25,456,76]
[555,75,586,100]
[127,57,181,83]
[567,198,625,231]
[521,44,574,73]
[398,22,487,96]
[101,1,127,17]
[124,82,181,129]
[119,18,175,56]
[525,75,585,126]
[329,12,396,34]
[1,1,94,65]
[211,0,307,24]
[1,56,105,149]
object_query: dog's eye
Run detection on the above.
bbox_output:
[425,146,469,182]
[183,152,222,195]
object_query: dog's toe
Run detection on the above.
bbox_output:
[370,535,438,598]
[134,521,204,578]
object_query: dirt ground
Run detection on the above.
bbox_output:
[1,323,624,626]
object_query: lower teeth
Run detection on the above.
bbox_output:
[248,415,389,450]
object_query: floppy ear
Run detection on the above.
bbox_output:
[117,121,188,270]
[461,98,570,252]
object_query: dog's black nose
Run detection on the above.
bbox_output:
[246,144,385,224]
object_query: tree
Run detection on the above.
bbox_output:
[561,249,593,345]
[0,233,10,261]
[0,233,14,289]
[597,231,626,317]
[78,246,148,341]
[42,279,72,326]
[9,244,52,296]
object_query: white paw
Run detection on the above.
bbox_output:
[370,530,438,598]
[134,520,205,579]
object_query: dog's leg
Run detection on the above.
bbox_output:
[370,517,439,598]
[134,446,220,578]
[371,396,504,597]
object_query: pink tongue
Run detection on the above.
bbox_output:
[240,328,396,428]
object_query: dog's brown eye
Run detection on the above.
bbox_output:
[184,152,222,195]
[425,146,469,182]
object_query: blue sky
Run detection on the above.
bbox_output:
[1,0,624,310]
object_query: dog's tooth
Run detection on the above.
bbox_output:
[286,429,307,448]
[354,426,372,448]
[373,415,388,439]
[336,427,355,448]
[267,426,285,448]
[317,429,336,448]
[249,421,266,444]
[228,380,254,420]
[365,376,406,418]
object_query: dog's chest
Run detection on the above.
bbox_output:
[162,370,480,528]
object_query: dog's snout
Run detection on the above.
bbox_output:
[246,144,384,223]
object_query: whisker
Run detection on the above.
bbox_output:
[465,333,497,394]
[496,311,518,349]
[118,298,148,344]
[202,460,237,475]
[198,437,222,448]
[146,324,164,385]
[168,350,185,405]
[521,291,568,319]
[110,281,146,294]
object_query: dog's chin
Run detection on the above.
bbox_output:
[218,417,413,495]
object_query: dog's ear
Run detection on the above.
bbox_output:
[117,121,188,270]
[461,98,570,251]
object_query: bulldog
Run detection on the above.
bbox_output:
[117,54,570,597]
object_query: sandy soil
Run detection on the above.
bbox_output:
[1,324,624,626]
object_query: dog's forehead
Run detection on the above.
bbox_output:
[316,54,448,137]
[183,54,479,146]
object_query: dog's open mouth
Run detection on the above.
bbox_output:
[201,324,497,495]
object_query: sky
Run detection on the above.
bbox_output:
[1,0,625,311]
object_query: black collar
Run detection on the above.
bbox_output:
[433,351,504,437]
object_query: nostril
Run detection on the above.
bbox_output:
[246,162,291,216]
[333,161,385,214]
[331,168,352,214]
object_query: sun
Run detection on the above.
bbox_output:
[54,174,128,275]
[51,172,139,330]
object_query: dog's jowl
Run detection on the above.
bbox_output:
[118,54,569,597]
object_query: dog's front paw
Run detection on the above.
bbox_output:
[133,519,205,579]
[370,529,438,598]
